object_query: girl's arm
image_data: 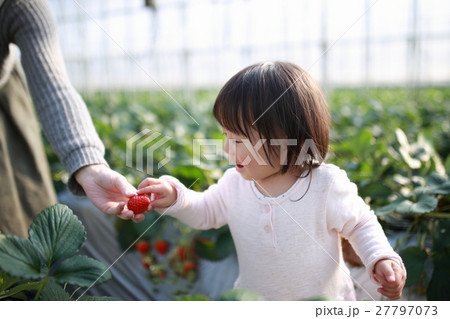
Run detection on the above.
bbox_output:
[137,169,234,230]
[326,168,406,299]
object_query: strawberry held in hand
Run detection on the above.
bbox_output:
[127,195,150,214]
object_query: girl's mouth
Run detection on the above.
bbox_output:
[236,164,244,169]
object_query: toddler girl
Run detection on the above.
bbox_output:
[137,61,406,301]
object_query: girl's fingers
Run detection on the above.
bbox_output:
[377,288,401,300]
[148,198,169,208]
[137,183,168,194]
[132,213,146,223]
[379,288,399,301]
[118,209,134,220]
[137,178,159,189]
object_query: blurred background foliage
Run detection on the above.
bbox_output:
[44,86,450,300]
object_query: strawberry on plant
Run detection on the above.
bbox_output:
[177,246,187,260]
[135,240,150,254]
[150,264,166,279]
[155,240,169,255]
[127,195,150,214]
[183,261,196,272]
[141,256,152,269]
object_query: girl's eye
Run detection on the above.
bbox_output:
[227,138,242,144]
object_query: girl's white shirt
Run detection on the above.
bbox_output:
[159,163,404,301]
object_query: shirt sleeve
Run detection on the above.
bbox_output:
[157,169,235,230]
[6,0,108,195]
[325,168,405,281]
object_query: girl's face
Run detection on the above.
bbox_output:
[222,127,282,185]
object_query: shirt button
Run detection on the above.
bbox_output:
[264,205,270,213]
[264,225,271,233]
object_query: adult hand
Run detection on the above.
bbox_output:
[75,164,145,223]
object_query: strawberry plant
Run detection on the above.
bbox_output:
[373,130,450,300]
[141,256,152,269]
[0,204,115,300]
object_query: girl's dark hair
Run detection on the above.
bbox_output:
[213,61,330,176]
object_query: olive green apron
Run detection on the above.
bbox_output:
[0,62,57,238]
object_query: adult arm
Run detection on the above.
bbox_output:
[6,0,105,193]
[4,0,139,219]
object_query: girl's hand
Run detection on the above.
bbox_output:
[137,178,177,210]
[373,259,406,300]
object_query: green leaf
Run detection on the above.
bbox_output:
[395,195,438,214]
[0,281,42,300]
[39,279,71,301]
[445,155,450,173]
[427,249,450,301]
[427,172,449,186]
[28,204,86,265]
[431,219,450,252]
[173,294,210,301]
[115,211,164,251]
[359,183,392,199]
[413,172,450,196]
[134,211,165,239]
[195,227,235,261]
[78,295,122,301]
[333,130,375,160]
[375,198,404,216]
[0,235,43,279]
[414,183,450,196]
[220,289,263,301]
[0,270,41,300]
[195,239,219,261]
[0,270,22,293]
[52,255,111,287]
[215,231,235,260]
[399,247,428,287]
[198,226,230,239]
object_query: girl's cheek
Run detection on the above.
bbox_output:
[223,138,229,154]
[236,145,253,165]
[225,140,238,163]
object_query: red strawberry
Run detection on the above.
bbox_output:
[127,195,150,214]
[183,261,196,272]
[135,240,150,254]
[155,240,169,255]
[177,246,187,260]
